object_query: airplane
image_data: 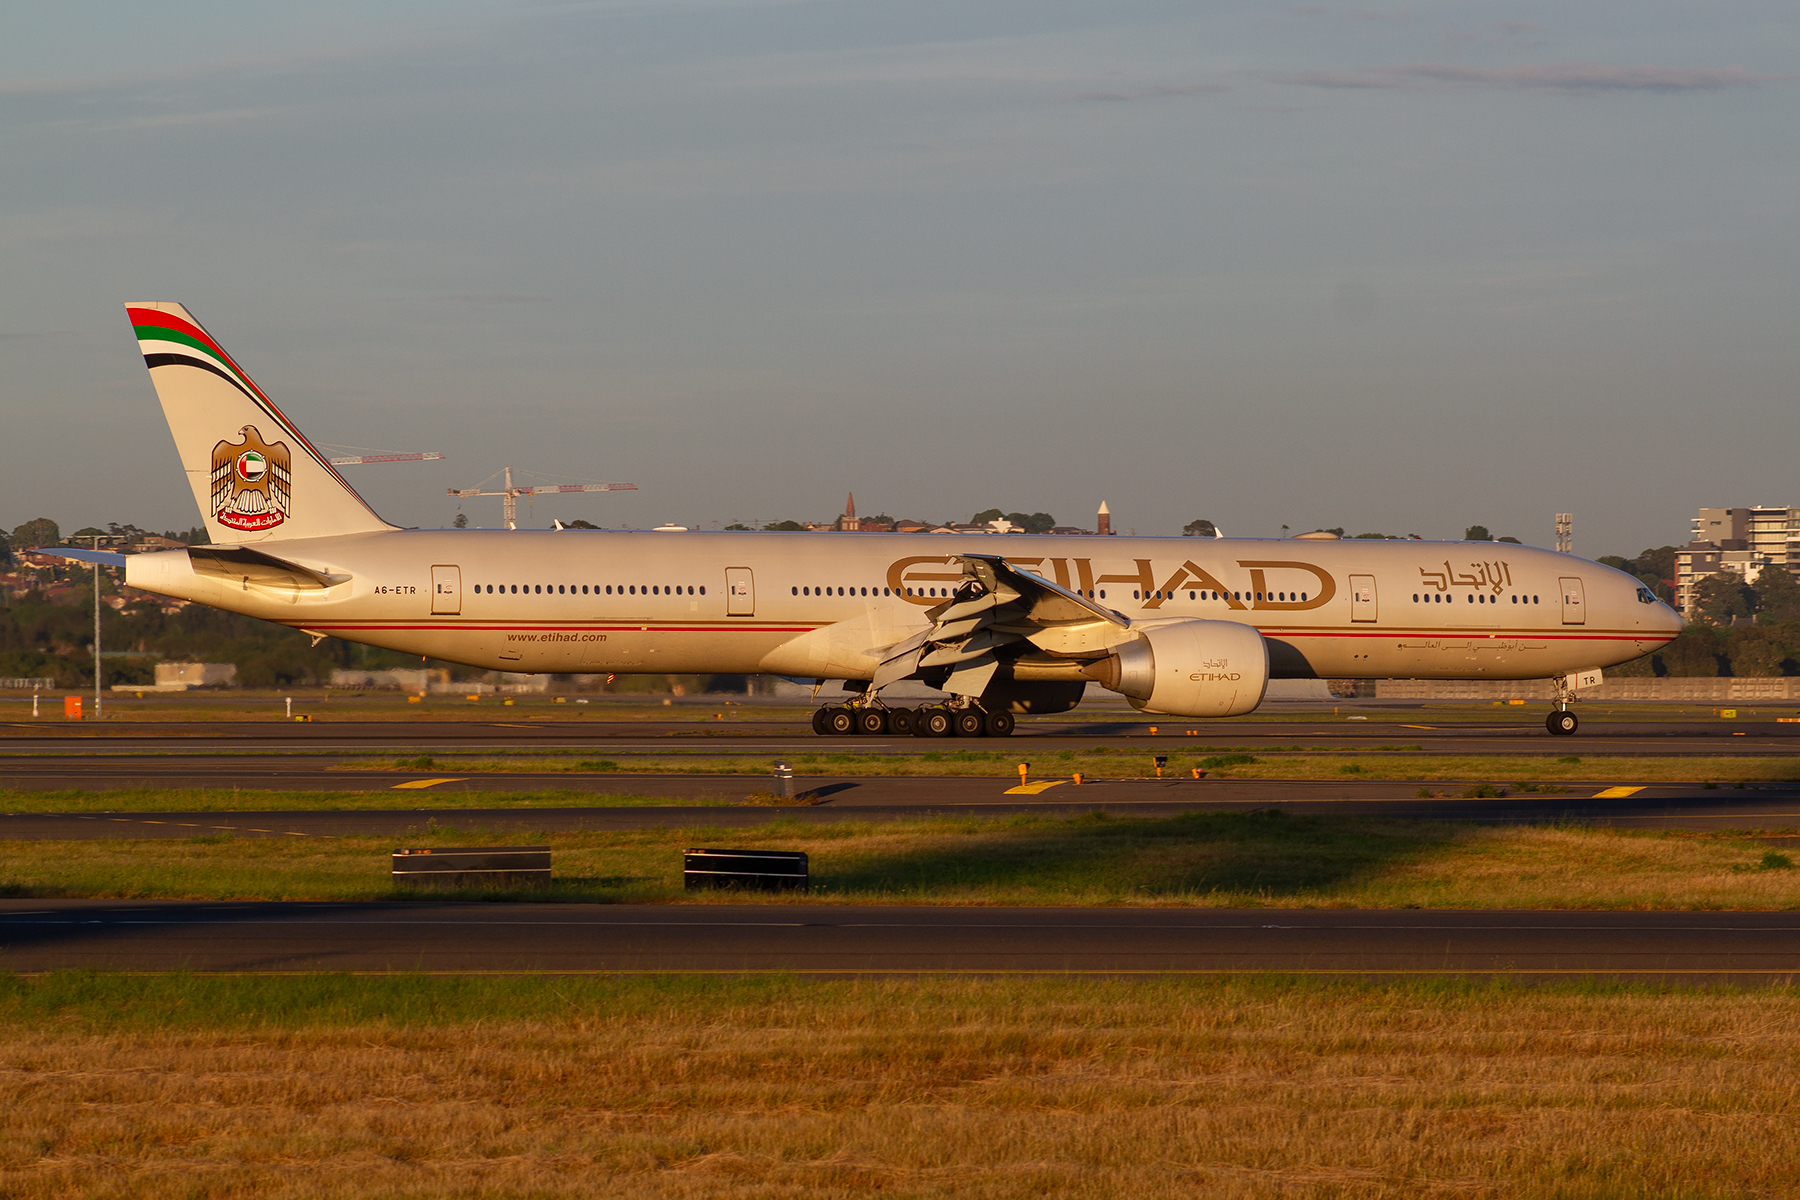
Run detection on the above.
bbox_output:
[43,302,1684,738]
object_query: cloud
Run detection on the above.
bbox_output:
[1071,82,1228,102]
[1276,62,1791,93]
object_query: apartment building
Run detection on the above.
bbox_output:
[1675,505,1795,615]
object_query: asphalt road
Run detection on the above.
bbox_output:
[6,715,1800,755]
[6,781,1799,838]
[3,901,1796,978]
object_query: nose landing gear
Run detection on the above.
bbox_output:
[1545,673,1580,736]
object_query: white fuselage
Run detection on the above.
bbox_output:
[124,530,1682,687]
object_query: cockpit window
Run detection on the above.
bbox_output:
[1637,587,1657,604]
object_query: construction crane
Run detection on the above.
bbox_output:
[327,450,447,466]
[449,466,638,530]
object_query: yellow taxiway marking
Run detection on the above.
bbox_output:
[1004,780,1068,795]
[392,777,469,790]
[1592,786,1646,799]
[1399,724,1437,730]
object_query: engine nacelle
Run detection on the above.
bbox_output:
[1079,619,1269,717]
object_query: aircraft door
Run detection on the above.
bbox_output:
[1559,577,1586,625]
[430,565,461,615]
[725,567,754,616]
[1349,574,1377,622]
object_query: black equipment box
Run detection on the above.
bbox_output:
[683,848,809,892]
[392,846,551,889]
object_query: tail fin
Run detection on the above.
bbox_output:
[125,302,396,543]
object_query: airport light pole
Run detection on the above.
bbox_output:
[91,534,102,721]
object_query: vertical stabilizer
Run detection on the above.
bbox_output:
[126,303,396,543]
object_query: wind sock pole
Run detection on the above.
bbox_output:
[92,535,102,721]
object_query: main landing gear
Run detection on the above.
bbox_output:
[811,703,1014,738]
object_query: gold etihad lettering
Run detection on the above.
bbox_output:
[1237,560,1337,611]
[884,554,1338,611]
[1143,561,1246,611]
[1418,559,1514,596]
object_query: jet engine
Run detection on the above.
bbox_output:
[1078,619,1269,717]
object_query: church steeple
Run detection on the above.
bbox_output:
[1096,500,1112,536]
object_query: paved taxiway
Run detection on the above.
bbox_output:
[6,715,1800,756]
[3,901,1796,978]
[7,781,1800,838]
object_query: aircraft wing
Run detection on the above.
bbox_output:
[872,553,1134,697]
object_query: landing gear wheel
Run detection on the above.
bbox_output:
[856,708,888,736]
[983,709,1016,737]
[953,709,987,737]
[1547,710,1579,736]
[810,707,830,736]
[887,708,916,737]
[825,707,856,736]
[919,707,954,738]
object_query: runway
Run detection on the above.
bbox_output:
[6,781,1800,837]
[5,714,1800,756]
[3,900,1796,978]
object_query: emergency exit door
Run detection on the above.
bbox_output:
[1349,574,1377,622]
[431,565,461,615]
[1559,577,1585,625]
[725,567,755,616]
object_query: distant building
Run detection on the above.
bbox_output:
[1675,505,1797,615]
[155,662,238,689]
[834,492,893,532]
[1096,501,1112,537]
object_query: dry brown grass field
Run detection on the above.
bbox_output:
[2,973,1796,1199]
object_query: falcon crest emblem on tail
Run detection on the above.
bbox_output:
[210,425,292,531]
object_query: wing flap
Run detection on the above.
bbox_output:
[871,553,1132,699]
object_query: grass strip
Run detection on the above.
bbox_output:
[4,811,1797,907]
[1,972,1797,1198]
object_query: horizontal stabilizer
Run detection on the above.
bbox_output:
[30,547,129,568]
[187,546,341,590]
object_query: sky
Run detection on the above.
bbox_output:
[3,1,1796,556]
